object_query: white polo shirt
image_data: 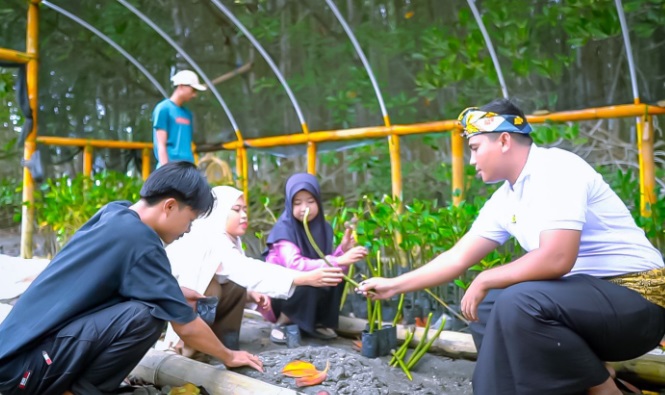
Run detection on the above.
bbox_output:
[469,144,663,277]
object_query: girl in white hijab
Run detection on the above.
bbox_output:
[159,186,344,354]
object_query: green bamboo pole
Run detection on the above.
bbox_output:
[367,297,376,333]
[392,293,405,327]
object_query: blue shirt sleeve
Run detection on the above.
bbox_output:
[153,102,171,133]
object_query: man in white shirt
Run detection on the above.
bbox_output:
[358,99,665,395]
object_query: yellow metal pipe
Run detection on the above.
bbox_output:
[192,142,199,165]
[219,103,665,151]
[240,147,249,208]
[306,142,316,175]
[638,115,655,217]
[385,116,403,201]
[83,145,93,176]
[525,103,664,123]
[142,148,151,181]
[451,129,465,206]
[235,148,243,190]
[222,120,459,150]
[0,47,33,64]
[20,0,41,259]
[303,122,316,175]
[36,136,152,149]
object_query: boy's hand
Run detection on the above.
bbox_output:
[224,350,264,372]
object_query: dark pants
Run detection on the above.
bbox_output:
[204,279,247,349]
[469,275,665,395]
[271,282,344,335]
[0,301,163,395]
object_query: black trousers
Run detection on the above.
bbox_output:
[0,301,163,395]
[271,282,344,335]
[469,274,665,395]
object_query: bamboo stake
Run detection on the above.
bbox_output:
[390,327,415,367]
[423,288,469,325]
[407,315,447,370]
[392,293,405,327]
[406,312,433,367]
[390,350,413,381]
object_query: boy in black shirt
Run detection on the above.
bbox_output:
[0,161,262,395]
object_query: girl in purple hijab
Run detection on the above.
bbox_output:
[264,173,367,343]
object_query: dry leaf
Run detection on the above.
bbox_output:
[295,361,330,387]
[281,360,319,378]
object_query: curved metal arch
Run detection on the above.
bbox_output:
[614,0,639,102]
[42,1,168,98]
[116,0,242,139]
[208,0,308,134]
[325,0,390,126]
[467,0,509,99]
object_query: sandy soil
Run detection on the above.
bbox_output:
[230,315,475,395]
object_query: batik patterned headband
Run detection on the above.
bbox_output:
[457,107,533,138]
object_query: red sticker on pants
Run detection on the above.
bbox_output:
[18,370,31,389]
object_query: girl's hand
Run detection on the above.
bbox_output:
[248,291,271,310]
[339,227,356,252]
[338,246,368,266]
[297,267,344,287]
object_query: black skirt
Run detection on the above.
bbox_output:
[271,282,344,335]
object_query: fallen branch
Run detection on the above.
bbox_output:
[207,62,253,87]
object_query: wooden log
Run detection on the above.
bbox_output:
[336,315,477,360]
[608,349,665,387]
[131,349,302,395]
[337,315,665,388]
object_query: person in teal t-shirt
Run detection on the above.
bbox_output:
[152,70,207,167]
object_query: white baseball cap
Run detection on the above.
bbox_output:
[171,70,207,91]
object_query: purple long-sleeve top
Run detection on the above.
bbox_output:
[265,240,350,273]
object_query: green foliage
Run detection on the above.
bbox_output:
[33,171,143,248]
[531,122,588,146]
[0,177,22,227]
[326,194,522,301]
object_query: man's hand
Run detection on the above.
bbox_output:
[155,129,169,165]
[225,350,264,372]
[180,286,204,310]
[296,267,344,287]
[356,277,396,300]
[460,273,489,322]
